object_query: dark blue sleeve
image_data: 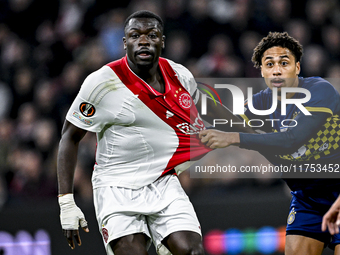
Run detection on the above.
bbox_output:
[239,111,330,154]
[304,78,340,113]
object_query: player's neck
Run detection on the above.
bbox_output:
[138,67,158,83]
[277,77,299,101]
[145,69,165,93]
[128,59,165,93]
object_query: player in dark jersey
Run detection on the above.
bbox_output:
[199,32,340,255]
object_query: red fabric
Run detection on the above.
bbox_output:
[107,56,212,175]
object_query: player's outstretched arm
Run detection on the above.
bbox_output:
[57,120,89,249]
[322,195,340,235]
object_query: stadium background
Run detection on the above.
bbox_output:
[0,0,339,254]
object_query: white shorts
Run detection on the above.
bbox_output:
[93,174,201,255]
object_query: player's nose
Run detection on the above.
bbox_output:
[138,35,150,46]
[272,64,281,76]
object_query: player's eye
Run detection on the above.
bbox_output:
[282,61,288,66]
[148,33,157,39]
[130,33,139,38]
[266,62,273,67]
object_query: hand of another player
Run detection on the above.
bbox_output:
[59,194,90,249]
[322,195,340,235]
[199,129,240,149]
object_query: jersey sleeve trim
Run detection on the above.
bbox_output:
[305,107,333,115]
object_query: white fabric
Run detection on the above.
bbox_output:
[93,175,201,255]
[66,60,199,189]
[174,161,197,175]
[59,194,88,230]
[166,59,197,96]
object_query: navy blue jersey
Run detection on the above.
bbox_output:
[240,77,340,191]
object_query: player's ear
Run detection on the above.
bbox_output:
[260,66,264,77]
[123,37,126,50]
[296,61,301,75]
[162,35,165,49]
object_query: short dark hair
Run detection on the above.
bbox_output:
[251,32,303,69]
[124,10,164,34]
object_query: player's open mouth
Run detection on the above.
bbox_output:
[136,50,152,60]
[271,79,285,87]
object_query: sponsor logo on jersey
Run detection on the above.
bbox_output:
[72,111,93,125]
[291,146,307,159]
[319,142,329,152]
[177,115,205,135]
[102,227,109,243]
[79,102,96,117]
[287,207,296,224]
[177,123,199,135]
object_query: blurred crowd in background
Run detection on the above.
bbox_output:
[1,0,340,208]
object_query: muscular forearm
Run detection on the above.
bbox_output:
[57,138,80,194]
[57,121,87,194]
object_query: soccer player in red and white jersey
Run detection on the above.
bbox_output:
[57,10,251,255]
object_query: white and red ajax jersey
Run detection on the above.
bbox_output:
[66,56,211,189]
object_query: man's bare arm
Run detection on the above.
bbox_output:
[58,120,87,194]
[57,120,89,249]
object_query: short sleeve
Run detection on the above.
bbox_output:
[65,66,118,133]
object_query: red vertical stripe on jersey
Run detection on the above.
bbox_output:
[107,56,212,175]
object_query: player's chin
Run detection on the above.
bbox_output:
[136,61,154,70]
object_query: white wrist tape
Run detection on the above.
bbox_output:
[59,194,87,230]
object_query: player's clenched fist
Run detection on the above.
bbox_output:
[59,194,89,249]
[199,129,240,149]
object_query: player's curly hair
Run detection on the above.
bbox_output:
[251,32,303,69]
[124,10,164,34]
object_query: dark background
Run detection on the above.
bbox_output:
[1,0,340,254]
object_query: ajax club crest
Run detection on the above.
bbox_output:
[102,227,109,243]
[173,88,192,109]
[179,93,192,109]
